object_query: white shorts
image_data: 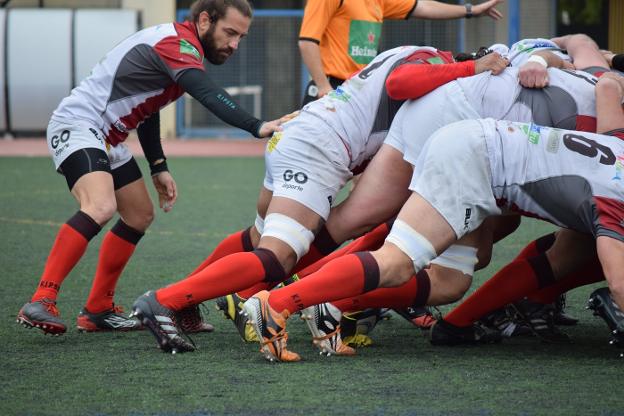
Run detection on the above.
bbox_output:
[409,119,501,238]
[47,119,132,170]
[263,115,352,220]
[384,81,480,166]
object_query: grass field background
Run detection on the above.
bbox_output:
[2,156,624,416]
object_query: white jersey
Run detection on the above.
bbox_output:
[457,67,597,130]
[505,38,570,67]
[302,45,440,170]
[52,21,205,145]
[486,119,624,240]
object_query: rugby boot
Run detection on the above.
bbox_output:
[553,294,579,326]
[587,287,624,354]
[242,290,300,362]
[478,306,532,338]
[131,291,195,354]
[76,305,142,332]
[215,293,257,342]
[339,308,392,347]
[177,304,214,334]
[301,303,356,356]
[394,306,436,330]
[511,299,571,343]
[17,298,66,335]
[430,319,502,346]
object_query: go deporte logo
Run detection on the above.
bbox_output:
[283,170,308,184]
[282,169,308,192]
[51,130,71,149]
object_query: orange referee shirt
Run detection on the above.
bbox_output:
[300,0,417,80]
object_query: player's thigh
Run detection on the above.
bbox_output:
[115,175,153,232]
[326,144,412,242]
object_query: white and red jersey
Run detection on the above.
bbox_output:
[51,21,205,146]
[457,67,598,132]
[302,45,452,170]
[486,119,624,241]
[505,38,570,67]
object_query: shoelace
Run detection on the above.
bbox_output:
[41,299,60,317]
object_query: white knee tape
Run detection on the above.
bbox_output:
[385,219,437,272]
[430,244,478,276]
[254,213,264,234]
[262,213,315,261]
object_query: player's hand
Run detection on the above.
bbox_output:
[257,119,284,138]
[473,0,504,20]
[152,171,177,213]
[561,60,575,70]
[316,83,333,99]
[474,52,508,75]
[519,61,549,88]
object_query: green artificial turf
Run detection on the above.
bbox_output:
[1,157,623,416]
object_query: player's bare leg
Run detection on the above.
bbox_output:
[18,171,115,335]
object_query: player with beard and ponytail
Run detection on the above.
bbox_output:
[16,0,286,336]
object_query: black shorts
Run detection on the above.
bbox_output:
[58,148,142,191]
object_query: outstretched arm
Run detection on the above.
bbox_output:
[410,0,503,20]
[386,51,508,100]
[177,68,266,137]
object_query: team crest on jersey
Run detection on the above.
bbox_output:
[180,39,201,60]
[267,131,282,153]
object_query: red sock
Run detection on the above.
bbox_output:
[237,282,275,299]
[444,254,555,327]
[156,249,286,310]
[268,252,380,314]
[527,255,604,304]
[332,270,430,312]
[32,211,101,302]
[294,222,391,278]
[84,220,143,313]
[187,227,254,276]
[512,233,556,261]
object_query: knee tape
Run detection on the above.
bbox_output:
[385,219,436,272]
[262,213,315,261]
[430,244,478,276]
[254,212,264,234]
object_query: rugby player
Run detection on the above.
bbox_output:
[16,0,284,336]
[130,45,509,355]
[243,67,624,361]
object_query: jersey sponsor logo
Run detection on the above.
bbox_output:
[282,169,308,192]
[327,86,352,103]
[283,169,308,184]
[348,20,381,64]
[50,130,71,149]
[520,123,541,144]
[179,39,201,60]
[267,131,282,153]
[546,130,561,153]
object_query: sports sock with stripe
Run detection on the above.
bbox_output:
[32,211,101,302]
[84,219,144,313]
